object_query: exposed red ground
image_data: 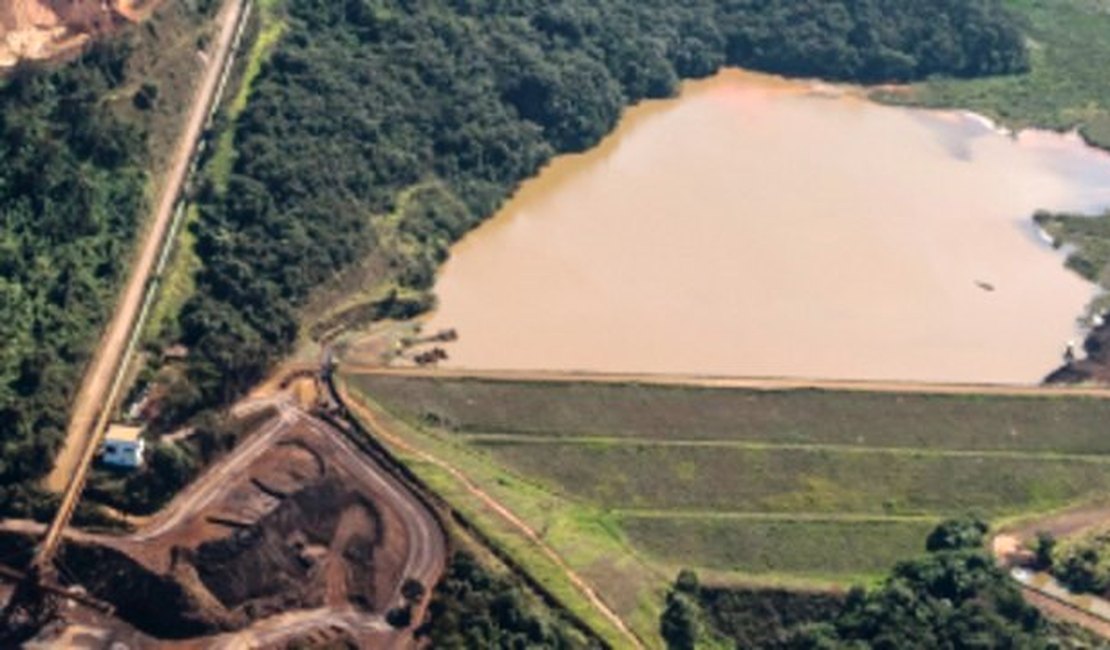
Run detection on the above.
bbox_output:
[9,395,446,649]
[0,1,157,68]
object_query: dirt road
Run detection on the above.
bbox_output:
[9,397,446,649]
[337,381,645,649]
[992,507,1110,639]
[39,0,249,566]
[344,366,1110,399]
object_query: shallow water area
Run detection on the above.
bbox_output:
[421,70,1110,384]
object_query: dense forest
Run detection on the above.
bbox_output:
[0,2,218,517]
[0,47,146,515]
[172,0,1029,418]
[418,551,600,648]
[661,518,1098,649]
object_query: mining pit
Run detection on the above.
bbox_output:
[8,403,442,649]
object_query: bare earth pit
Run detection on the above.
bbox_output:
[5,405,441,649]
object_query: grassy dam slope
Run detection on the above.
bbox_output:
[343,372,1110,644]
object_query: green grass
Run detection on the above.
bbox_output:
[357,376,1110,454]
[900,0,1110,148]
[1036,211,1110,304]
[620,515,937,578]
[344,373,1110,646]
[474,438,1110,516]
[340,381,666,648]
[208,2,287,191]
[144,205,201,343]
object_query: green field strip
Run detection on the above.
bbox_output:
[472,439,1110,516]
[620,514,938,578]
[350,374,1110,455]
[906,0,1110,148]
[348,373,1110,620]
[610,510,941,523]
[460,433,1110,463]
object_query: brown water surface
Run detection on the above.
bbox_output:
[421,70,1110,384]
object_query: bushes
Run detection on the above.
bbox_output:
[695,585,844,649]
[664,519,1082,649]
[659,569,844,650]
[788,518,1061,647]
[1051,528,1110,597]
[0,45,146,514]
[419,552,598,648]
[660,570,703,650]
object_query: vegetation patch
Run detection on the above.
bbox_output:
[144,204,202,345]
[693,582,844,650]
[661,520,1099,649]
[357,376,1110,454]
[1048,525,1110,598]
[620,515,938,579]
[902,0,1110,149]
[0,0,218,517]
[419,552,601,648]
[1035,209,1110,296]
[346,373,1110,643]
[1030,209,1110,384]
[474,439,1110,515]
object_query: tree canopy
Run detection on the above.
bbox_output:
[419,552,599,648]
[663,518,1095,649]
[0,46,146,513]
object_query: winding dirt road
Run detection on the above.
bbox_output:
[10,397,446,649]
[337,379,645,649]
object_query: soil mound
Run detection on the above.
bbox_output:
[189,477,385,619]
[0,0,152,68]
[59,543,220,639]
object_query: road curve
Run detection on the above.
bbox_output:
[44,0,248,493]
[10,399,446,649]
[337,380,645,649]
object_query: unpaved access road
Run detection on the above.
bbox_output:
[8,398,447,649]
[200,405,446,649]
[993,506,1110,640]
[45,0,247,494]
[337,380,645,649]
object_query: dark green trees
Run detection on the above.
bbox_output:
[0,46,146,512]
[664,518,1075,649]
[420,552,596,648]
[661,570,703,650]
[801,550,1044,648]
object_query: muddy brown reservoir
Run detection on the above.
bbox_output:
[421,70,1110,384]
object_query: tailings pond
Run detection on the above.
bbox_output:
[421,70,1110,384]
